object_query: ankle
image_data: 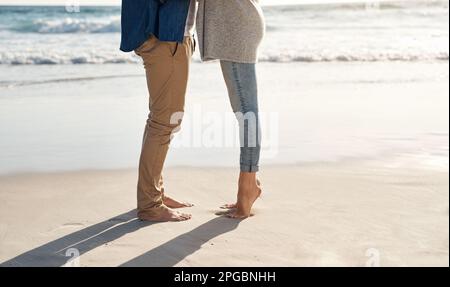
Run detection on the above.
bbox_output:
[238,181,260,195]
[239,172,257,184]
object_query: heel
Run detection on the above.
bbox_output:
[256,179,263,199]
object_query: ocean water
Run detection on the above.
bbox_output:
[0,1,448,174]
[0,0,448,65]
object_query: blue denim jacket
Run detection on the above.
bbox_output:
[120,0,190,52]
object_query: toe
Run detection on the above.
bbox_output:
[176,215,190,221]
[220,203,237,209]
[215,209,234,216]
[226,212,247,219]
[181,213,192,220]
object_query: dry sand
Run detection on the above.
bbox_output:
[0,161,448,267]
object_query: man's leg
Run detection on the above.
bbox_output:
[135,35,194,222]
[160,175,195,208]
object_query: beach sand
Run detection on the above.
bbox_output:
[0,161,448,267]
[0,61,449,267]
[0,2,448,268]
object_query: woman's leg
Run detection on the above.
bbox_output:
[220,60,262,218]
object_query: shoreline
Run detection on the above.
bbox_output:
[1,61,448,175]
[0,152,447,178]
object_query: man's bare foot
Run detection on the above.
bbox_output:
[163,195,194,209]
[227,174,262,219]
[139,205,192,222]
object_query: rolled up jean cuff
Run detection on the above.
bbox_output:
[241,164,259,173]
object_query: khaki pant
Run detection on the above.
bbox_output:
[134,35,194,220]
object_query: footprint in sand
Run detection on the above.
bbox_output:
[44,223,85,235]
[0,224,7,241]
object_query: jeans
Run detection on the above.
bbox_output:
[220,61,261,173]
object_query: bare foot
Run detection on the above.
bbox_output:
[220,203,237,209]
[227,175,262,219]
[139,205,192,222]
[221,179,261,210]
[215,209,235,216]
[163,195,194,209]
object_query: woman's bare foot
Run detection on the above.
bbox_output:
[221,179,261,210]
[220,203,237,209]
[139,205,192,222]
[163,195,194,209]
[227,174,262,219]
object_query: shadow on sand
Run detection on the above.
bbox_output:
[121,216,240,267]
[1,210,240,267]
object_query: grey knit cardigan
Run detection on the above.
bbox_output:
[196,0,266,64]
